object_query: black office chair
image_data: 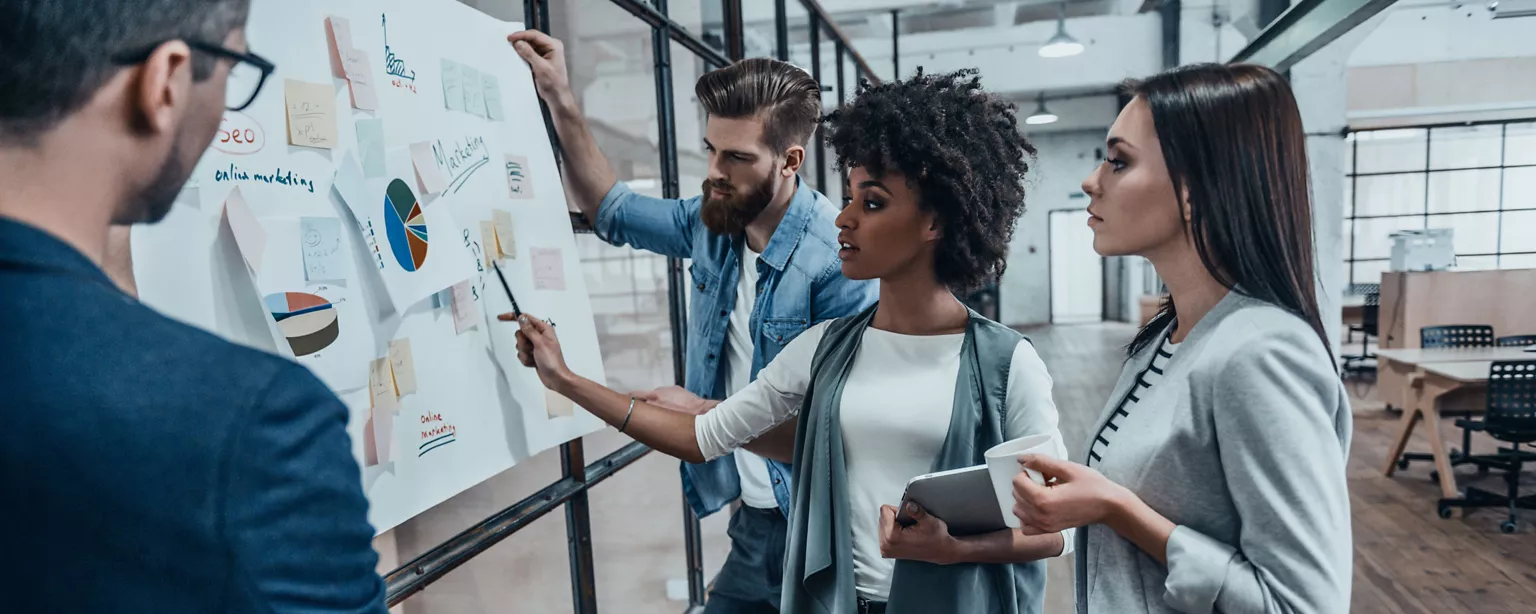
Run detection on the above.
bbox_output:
[1341,285,1379,378]
[1497,335,1536,348]
[1397,325,1497,477]
[1437,360,1536,533]
[1422,325,1496,349]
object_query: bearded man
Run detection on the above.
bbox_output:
[509,32,877,614]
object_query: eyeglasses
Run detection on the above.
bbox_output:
[113,41,276,112]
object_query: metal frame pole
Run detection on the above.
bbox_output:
[809,17,825,194]
[835,43,846,192]
[723,0,745,62]
[775,0,789,61]
[527,0,600,608]
[650,0,705,609]
[890,9,899,79]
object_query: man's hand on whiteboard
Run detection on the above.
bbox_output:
[632,386,717,416]
[508,30,574,109]
[502,312,574,391]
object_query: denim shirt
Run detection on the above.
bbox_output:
[595,179,878,517]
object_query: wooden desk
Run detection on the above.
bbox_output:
[1381,359,1495,499]
[1373,347,1531,410]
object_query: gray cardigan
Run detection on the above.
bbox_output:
[1075,291,1352,613]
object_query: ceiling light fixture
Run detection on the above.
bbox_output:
[1025,95,1059,125]
[1039,2,1085,58]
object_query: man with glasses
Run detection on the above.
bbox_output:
[0,2,385,612]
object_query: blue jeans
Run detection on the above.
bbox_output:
[705,506,787,614]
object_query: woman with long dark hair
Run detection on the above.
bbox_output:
[1009,63,1353,613]
[509,69,1072,614]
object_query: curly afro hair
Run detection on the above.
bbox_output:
[823,68,1036,292]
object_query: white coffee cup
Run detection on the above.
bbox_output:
[983,434,1058,529]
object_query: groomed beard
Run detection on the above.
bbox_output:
[114,140,190,225]
[700,175,776,236]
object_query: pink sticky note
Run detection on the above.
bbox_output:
[450,280,482,334]
[409,141,449,194]
[504,155,533,199]
[530,247,566,291]
[326,16,353,79]
[223,187,266,274]
[343,49,378,111]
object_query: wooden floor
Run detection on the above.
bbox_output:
[1024,322,1536,614]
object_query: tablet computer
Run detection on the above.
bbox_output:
[896,465,1008,536]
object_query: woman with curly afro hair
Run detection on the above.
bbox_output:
[511,68,1069,614]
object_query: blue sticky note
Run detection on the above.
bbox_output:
[482,73,504,121]
[355,119,387,178]
[300,217,346,282]
[460,65,485,118]
[441,59,463,112]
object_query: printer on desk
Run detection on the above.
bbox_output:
[1390,228,1456,272]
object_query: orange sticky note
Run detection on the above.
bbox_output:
[283,80,338,149]
[492,209,516,258]
[479,221,499,267]
[387,338,418,396]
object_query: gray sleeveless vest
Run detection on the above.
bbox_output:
[780,304,1047,614]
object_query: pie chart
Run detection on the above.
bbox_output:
[265,292,340,357]
[384,178,428,272]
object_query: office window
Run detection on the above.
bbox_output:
[1344,120,1536,284]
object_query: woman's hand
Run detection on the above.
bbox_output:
[498,312,573,391]
[1011,454,1134,535]
[879,502,956,565]
[633,385,714,415]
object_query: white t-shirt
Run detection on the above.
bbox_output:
[1088,334,1177,467]
[696,321,1074,600]
[721,245,778,510]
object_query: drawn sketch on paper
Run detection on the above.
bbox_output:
[265,291,341,357]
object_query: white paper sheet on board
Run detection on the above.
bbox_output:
[333,152,477,312]
[133,0,610,535]
[242,217,372,392]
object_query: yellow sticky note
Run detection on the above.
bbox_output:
[369,357,400,408]
[480,221,499,267]
[546,389,574,418]
[388,338,418,396]
[492,209,516,258]
[283,79,338,149]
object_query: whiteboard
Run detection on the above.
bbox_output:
[132,0,606,533]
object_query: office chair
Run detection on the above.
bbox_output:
[1398,325,1497,477]
[1341,285,1379,378]
[1422,325,1496,349]
[1497,335,1536,348]
[1437,360,1536,533]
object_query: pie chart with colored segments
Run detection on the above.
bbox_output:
[264,292,339,357]
[384,178,429,272]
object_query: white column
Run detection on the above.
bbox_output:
[1288,13,1386,356]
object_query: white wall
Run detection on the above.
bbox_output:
[1344,7,1536,127]
[1001,129,1111,326]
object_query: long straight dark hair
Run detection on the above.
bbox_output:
[1125,63,1331,358]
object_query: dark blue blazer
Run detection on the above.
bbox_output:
[0,218,386,613]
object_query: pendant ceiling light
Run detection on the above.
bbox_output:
[1025,95,1059,125]
[1039,1,1085,58]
